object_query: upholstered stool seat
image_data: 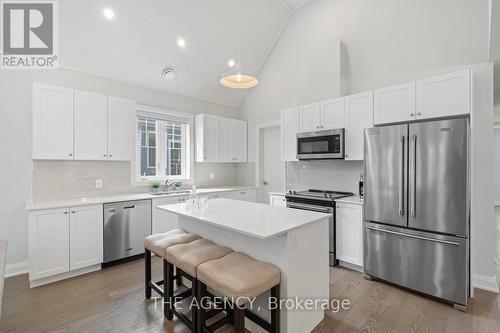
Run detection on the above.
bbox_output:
[196,252,281,333]
[144,229,200,257]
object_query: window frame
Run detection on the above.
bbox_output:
[132,105,194,186]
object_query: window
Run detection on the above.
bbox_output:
[136,113,190,181]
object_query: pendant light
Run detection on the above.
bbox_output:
[219,0,258,89]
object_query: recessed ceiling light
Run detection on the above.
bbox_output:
[177,38,186,48]
[228,59,235,68]
[103,8,115,20]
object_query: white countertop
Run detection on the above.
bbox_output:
[158,198,330,239]
[335,195,364,205]
[26,186,256,211]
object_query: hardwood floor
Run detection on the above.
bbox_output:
[0,257,499,332]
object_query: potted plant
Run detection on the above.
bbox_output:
[151,181,162,192]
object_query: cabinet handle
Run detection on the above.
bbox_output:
[410,113,414,116]
[71,211,75,214]
[103,154,107,157]
[64,211,68,214]
[109,154,112,157]
[68,153,73,156]
[417,112,422,116]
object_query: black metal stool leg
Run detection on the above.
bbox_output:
[271,284,280,333]
[145,249,152,299]
[196,280,207,333]
[234,305,245,333]
[164,260,174,319]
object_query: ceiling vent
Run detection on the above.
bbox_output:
[161,67,176,81]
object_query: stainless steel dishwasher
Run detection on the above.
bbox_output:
[103,199,152,265]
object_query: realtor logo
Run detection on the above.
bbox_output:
[1,1,58,69]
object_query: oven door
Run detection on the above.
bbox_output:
[286,201,336,266]
[297,129,344,160]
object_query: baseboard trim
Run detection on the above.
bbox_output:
[473,273,499,293]
[29,264,101,288]
[338,260,364,273]
[5,261,29,278]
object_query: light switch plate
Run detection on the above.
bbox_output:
[96,179,103,189]
[210,172,215,180]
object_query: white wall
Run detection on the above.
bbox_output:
[0,68,239,272]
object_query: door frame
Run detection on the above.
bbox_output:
[255,121,285,203]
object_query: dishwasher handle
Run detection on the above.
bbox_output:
[123,205,135,209]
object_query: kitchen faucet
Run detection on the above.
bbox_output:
[163,179,177,193]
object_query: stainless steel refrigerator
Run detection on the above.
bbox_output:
[363,118,469,310]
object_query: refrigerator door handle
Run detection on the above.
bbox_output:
[365,226,460,246]
[410,134,417,217]
[399,135,405,215]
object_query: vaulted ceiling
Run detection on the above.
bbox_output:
[58,0,299,107]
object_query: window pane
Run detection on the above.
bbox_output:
[165,122,186,177]
[148,132,156,147]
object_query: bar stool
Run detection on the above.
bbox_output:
[196,252,281,333]
[165,239,233,331]
[144,229,201,313]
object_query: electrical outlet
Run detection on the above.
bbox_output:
[210,172,215,180]
[96,179,103,189]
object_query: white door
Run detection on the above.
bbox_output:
[281,107,299,162]
[336,203,363,266]
[218,117,232,162]
[107,97,136,161]
[33,83,74,160]
[29,208,70,280]
[374,82,416,125]
[69,205,103,270]
[299,103,321,132]
[202,115,219,162]
[416,69,471,119]
[231,119,247,162]
[261,126,285,203]
[74,90,108,160]
[152,196,187,233]
[345,91,374,161]
[321,97,345,129]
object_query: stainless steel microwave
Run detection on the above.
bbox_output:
[297,129,345,160]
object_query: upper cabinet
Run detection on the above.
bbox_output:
[107,97,136,161]
[345,91,374,160]
[281,107,299,162]
[416,69,470,119]
[33,84,74,160]
[32,83,136,161]
[374,82,416,125]
[299,103,321,132]
[195,114,247,163]
[74,90,108,160]
[298,98,345,132]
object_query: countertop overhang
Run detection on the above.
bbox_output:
[157,198,330,239]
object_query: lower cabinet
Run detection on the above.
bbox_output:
[222,189,257,202]
[29,204,103,281]
[269,194,286,207]
[336,202,363,267]
[152,196,188,234]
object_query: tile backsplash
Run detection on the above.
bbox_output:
[286,160,363,193]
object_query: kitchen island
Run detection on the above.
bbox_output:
[157,198,330,333]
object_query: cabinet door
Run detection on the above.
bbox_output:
[345,91,374,160]
[336,203,363,266]
[218,117,232,162]
[152,196,187,233]
[321,97,345,129]
[74,90,108,160]
[374,82,416,125]
[281,107,299,162]
[29,208,70,280]
[269,195,286,207]
[196,114,219,162]
[299,103,321,132]
[107,97,135,161]
[416,70,470,119]
[231,119,247,162]
[33,83,74,160]
[69,205,103,270]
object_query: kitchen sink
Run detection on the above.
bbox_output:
[151,190,192,196]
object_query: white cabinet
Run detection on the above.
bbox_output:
[299,103,321,132]
[74,90,108,160]
[223,189,257,202]
[269,194,286,207]
[107,97,136,161]
[345,91,374,160]
[321,97,345,129]
[281,107,299,162]
[29,208,70,280]
[69,205,103,270]
[416,69,471,119]
[29,204,104,282]
[336,202,363,267]
[33,83,74,160]
[152,196,188,234]
[374,82,416,125]
[195,114,247,163]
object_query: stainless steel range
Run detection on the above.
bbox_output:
[285,189,353,266]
